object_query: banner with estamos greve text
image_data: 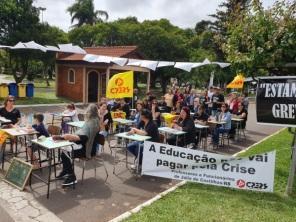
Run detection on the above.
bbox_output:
[256,76,296,127]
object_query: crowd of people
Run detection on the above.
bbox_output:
[0,85,249,185]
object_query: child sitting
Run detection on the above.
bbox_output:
[61,104,79,133]
[27,113,50,168]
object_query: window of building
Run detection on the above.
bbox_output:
[68,69,75,84]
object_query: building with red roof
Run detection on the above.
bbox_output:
[56,46,150,103]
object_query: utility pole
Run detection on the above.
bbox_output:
[38,7,46,23]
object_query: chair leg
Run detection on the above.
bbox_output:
[81,160,86,185]
[93,161,97,178]
[101,159,108,182]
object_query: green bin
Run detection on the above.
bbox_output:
[0,83,9,98]
[18,83,26,98]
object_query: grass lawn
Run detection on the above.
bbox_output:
[126,129,296,222]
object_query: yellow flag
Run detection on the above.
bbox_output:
[226,74,245,89]
[106,71,134,98]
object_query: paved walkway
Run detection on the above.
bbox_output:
[0,103,282,222]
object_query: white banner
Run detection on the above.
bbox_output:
[142,142,276,192]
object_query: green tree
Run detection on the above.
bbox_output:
[67,0,108,28]
[223,0,296,77]
[0,0,41,83]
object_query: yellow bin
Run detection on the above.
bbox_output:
[0,83,9,98]
[18,83,26,98]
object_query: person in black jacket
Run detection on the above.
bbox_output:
[167,106,196,147]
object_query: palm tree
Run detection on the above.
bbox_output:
[67,0,108,27]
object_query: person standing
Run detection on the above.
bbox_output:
[164,89,174,112]
[211,87,224,116]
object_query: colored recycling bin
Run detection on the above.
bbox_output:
[26,83,34,97]
[8,83,18,97]
[18,83,26,98]
[0,83,9,98]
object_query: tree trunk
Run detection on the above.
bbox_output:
[150,71,156,89]
[160,75,168,94]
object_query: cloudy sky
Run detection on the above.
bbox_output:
[34,0,277,32]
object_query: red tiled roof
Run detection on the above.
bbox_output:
[57,46,143,61]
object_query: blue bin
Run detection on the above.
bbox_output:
[8,83,18,97]
[26,83,34,97]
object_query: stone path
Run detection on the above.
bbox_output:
[0,181,61,222]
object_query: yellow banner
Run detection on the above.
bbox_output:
[227,74,245,89]
[106,71,134,98]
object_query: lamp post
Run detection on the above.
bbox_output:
[38,7,46,23]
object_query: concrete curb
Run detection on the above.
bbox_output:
[109,127,285,222]
[109,181,186,222]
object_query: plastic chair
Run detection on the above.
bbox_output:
[80,132,108,184]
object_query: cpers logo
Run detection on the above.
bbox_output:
[236,179,246,188]
[115,78,124,86]
[110,77,131,94]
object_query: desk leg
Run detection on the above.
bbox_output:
[71,146,75,189]
[136,143,140,175]
[1,143,5,170]
[47,150,52,199]
[14,137,18,157]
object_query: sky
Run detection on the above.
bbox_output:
[34,0,277,32]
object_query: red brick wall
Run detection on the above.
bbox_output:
[57,65,83,102]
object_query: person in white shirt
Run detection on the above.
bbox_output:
[61,104,79,133]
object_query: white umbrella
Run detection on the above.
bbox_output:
[83,54,99,63]
[58,44,86,54]
[127,59,142,66]
[96,55,112,63]
[46,45,61,52]
[111,57,128,66]
[174,62,198,72]
[157,61,175,68]
[12,41,47,52]
[140,60,159,71]
[0,45,11,49]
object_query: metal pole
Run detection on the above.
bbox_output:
[285,127,296,195]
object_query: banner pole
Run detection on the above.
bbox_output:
[285,127,296,195]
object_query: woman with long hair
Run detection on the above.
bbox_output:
[55,104,100,186]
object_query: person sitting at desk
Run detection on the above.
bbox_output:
[0,95,21,127]
[211,103,232,146]
[97,102,112,154]
[0,95,21,160]
[27,113,50,168]
[229,102,248,138]
[61,104,79,133]
[171,99,183,115]
[118,98,130,119]
[133,100,144,128]
[127,109,159,169]
[150,97,161,127]
[193,105,209,125]
[167,107,196,147]
[56,104,100,186]
[193,105,209,146]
